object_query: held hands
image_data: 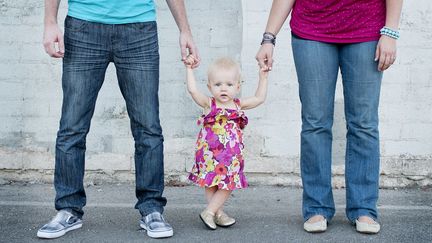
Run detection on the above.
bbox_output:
[375,35,397,71]
[255,43,274,72]
[259,66,269,80]
[184,54,197,69]
[180,31,200,68]
[43,23,64,58]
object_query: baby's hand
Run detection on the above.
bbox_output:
[184,54,196,69]
[259,66,269,80]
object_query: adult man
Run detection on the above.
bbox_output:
[37,0,199,239]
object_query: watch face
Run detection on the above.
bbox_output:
[264,33,275,40]
[262,32,276,45]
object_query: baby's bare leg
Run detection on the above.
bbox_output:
[205,186,226,214]
[205,186,218,203]
[206,189,232,214]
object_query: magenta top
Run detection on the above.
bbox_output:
[290,0,386,43]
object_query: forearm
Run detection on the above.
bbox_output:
[254,78,268,104]
[166,0,191,34]
[186,68,208,108]
[385,0,403,29]
[44,0,61,25]
[264,0,296,35]
[186,68,198,93]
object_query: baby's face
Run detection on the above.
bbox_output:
[207,69,240,104]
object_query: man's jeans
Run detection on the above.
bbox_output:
[292,34,383,223]
[54,16,166,217]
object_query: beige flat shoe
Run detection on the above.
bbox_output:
[356,218,380,234]
[303,216,327,233]
[215,211,236,227]
[199,210,216,230]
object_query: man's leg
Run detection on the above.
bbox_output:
[112,21,166,216]
[39,16,111,239]
[113,21,172,239]
[340,41,382,223]
[291,35,339,222]
[54,16,111,217]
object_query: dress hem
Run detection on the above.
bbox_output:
[188,173,248,190]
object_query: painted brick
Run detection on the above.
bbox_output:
[0,0,431,186]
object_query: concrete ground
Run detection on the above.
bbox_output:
[0,183,431,243]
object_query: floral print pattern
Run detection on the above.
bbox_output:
[189,98,248,190]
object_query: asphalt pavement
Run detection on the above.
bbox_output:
[0,183,431,243]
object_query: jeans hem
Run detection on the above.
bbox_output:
[304,210,334,223]
[347,210,378,224]
[138,205,164,217]
[56,207,83,219]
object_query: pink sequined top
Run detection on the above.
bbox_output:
[290,0,386,43]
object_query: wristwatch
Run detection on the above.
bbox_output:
[261,32,276,46]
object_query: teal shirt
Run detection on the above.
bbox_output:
[68,0,156,24]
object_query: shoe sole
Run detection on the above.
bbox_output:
[140,222,174,238]
[304,228,326,233]
[356,229,380,234]
[356,225,380,234]
[216,221,236,227]
[37,223,82,239]
[199,214,217,230]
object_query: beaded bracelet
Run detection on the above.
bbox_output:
[261,32,276,46]
[380,26,400,40]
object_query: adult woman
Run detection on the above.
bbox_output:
[256,0,403,233]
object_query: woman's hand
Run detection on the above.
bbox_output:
[375,35,397,71]
[256,43,274,72]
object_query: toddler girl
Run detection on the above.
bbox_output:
[184,56,268,230]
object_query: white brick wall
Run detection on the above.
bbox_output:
[0,0,431,187]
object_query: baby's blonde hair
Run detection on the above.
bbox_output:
[207,57,241,83]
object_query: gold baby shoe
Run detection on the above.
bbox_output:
[215,211,236,227]
[199,210,216,230]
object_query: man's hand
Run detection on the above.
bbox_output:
[165,0,200,68]
[43,23,64,58]
[180,31,200,68]
[184,54,196,69]
[375,35,397,72]
[256,43,274,72]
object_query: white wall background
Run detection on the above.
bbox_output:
[0,0,431,187]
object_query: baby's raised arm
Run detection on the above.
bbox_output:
[185,55,210,108]
[240,68,269,110]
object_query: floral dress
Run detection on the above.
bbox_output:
[188,97,248,190]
